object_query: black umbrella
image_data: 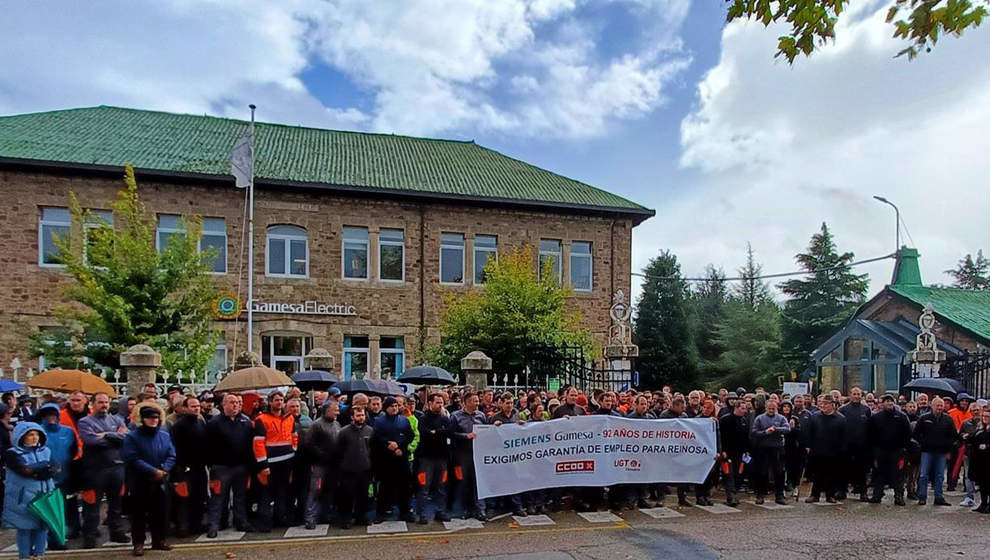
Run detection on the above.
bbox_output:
[291,369,339,392]
[397,365,456,385]
[335,378,406,397]
[903,377,965,398]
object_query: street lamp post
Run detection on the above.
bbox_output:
[873,195,900,252]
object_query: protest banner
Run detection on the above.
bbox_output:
[783,382,809,396]
[472,416,718,499]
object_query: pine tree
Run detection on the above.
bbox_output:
[694,265,727,382]
[946,250,989,290]
[779,223,869,370]
[711,245,782,391]
[633,251,699,390]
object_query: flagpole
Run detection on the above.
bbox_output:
[247,104,256,355]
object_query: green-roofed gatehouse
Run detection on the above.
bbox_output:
[811,247,990,398]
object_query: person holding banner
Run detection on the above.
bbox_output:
[749,399,790,505]
[450,392,488,521]
[487,393,527,517]
[625,395,656,509]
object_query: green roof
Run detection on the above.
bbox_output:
[890,285,990,342]
[0,106,651,216]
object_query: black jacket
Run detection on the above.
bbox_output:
[838,402,871,448]
[807,412,847,458]
[337,422,374,473]
[170,413,207,470]
[718,413,749,459]
[205,413,254,467]
[913,412,957,454]
[417,411,451,460]
[867,408,911,452]
[307,417,341,467]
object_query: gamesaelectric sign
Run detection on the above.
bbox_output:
[249,300,357,316]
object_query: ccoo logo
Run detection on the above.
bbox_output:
[555,460,595,473]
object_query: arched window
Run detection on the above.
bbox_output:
[266,225,308,277]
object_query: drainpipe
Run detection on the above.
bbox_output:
[419,205,426,359]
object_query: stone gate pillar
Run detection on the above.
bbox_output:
[120,344,161,398]
[460,350,492,391]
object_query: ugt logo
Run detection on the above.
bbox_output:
[555,460,595,473]
[614,458,641,470]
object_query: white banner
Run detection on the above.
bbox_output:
[472,416,718,499]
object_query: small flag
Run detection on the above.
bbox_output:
[230,129,253,188]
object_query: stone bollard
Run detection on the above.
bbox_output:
[304,348,335,371]
[233,351,263,370]
[120,344,162,398]
[460,350,492,391]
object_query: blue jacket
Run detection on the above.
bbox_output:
[371,413,413,455]
[40,404,76,486]
[2,422,56,530]
[122,424,176,484]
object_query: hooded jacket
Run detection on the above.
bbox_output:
[122,404,176,486]
[2,422,56,530]
[39,403,76,486]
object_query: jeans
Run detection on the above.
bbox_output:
[305,465,337,524]
[963,456,976,500]
[15,528,47,559]
[918,452,947,501]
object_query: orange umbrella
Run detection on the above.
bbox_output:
[27,369,118,397]
[215,366,294,392]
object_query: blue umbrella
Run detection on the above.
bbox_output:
[397,365,456,385]
[0,379,24,392]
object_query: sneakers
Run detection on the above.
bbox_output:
[959,497,975,507]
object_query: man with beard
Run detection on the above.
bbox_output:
[372,397,415,523]
[866,394,910,506]
[169,396,208,536]
[253,392,298,531]
[914,397,957,506]
[838,387,872,501]
[77,392,129,548]
[59,391,88,540]
[305,400,341,529]
[336,406,374,529]
[719,399,749,507]
[750,399,790,505]
[416,393,452,524]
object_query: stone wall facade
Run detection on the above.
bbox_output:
[0,168,637,378]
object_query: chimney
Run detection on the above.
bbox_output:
[890,247,922,287]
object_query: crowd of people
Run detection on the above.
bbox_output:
[1,381,990,559]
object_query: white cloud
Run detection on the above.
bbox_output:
[636,3,990,300]
[0,0,691,140]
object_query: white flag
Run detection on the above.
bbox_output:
[230,129,253,188]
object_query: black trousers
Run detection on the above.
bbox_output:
[207,464,249,531]
[128,477,169,546]
[172,465,207,534]
[82,465,125,540]
[871,450,904,499]
[258,460,294,529]
[811,455,843,499]
[375,455,411,517]
[337,470,371,524]
[786,446,806,488]
[845,445,871,495]
[754,448,786,498]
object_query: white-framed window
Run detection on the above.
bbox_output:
[261,333,312,375]
[210,340,228,373]
[570,241,593,291]
[378,228,405,282]
[473,234,497,285]
[156,214,185,252]
[440,232,465,284]
[539,239,562,283]
[266,225,308,277]
[343,336,370,380]
[379,336,405,379]
[38,207,70,267]
[83,210,113,267]
[199,217,227,274]
[342,226,369,280]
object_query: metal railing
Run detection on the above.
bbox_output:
[0,364,222,398]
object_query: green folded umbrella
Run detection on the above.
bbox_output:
[28,487,66,545]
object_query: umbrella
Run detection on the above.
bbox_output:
[902,377,965,398]
[335,378,406,397]
[26,369,117,397]
[0,379,24,392]
[397,365,456,385]
[28,487,66,545]
[291,369,339,392]
[215,366,294,392]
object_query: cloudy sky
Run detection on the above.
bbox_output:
[3,0,987,301]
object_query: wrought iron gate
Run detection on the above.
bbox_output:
[941,350,990,399]
[524,344,634,393]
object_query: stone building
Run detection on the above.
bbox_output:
[811,247,990,394]
[0,106,653,379]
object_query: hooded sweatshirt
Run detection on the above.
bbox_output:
[2,422,56,530]
[40,404,76,486]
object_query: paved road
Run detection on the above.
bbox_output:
[4,491,988,560]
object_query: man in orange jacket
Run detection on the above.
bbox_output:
[253,392,297,531]
[59,391,88,540]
